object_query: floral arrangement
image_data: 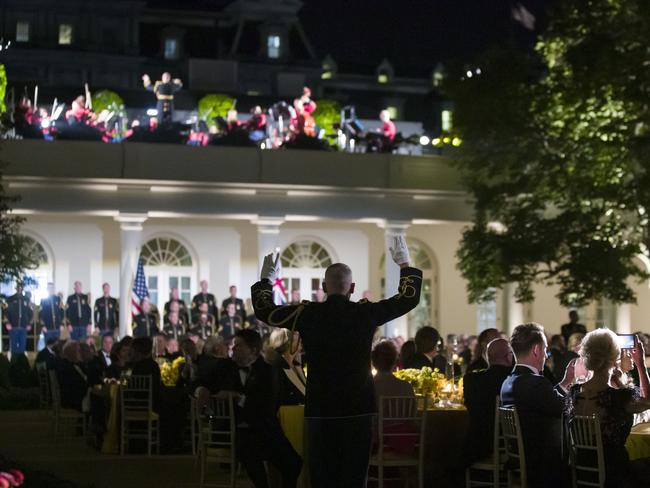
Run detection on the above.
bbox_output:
[0,469,24,487]
[394,367,446,397]
[160,356,185,386]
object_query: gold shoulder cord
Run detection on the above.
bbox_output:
[267,304,305,355]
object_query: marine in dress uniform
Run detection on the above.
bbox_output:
[190,312,215,340]
[4,287,34,353]
[94,283,118,335]
[221,286,246,323]
[164,291,190,325]
[218,306,242,339]
[191,282,217,320]
[39,283,65,343]
[251,237,420,488]
[132,306,159,338]
[66,282,92,340]
[162,312,186,340]
[142,72,182,124]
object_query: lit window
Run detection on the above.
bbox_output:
[164,38,178,60]
[378,73,389,84]
[267,35,280,59]
[58,24,73,45]
[477,292,497,333]
[441,110,453,132]
[386,106,398,120]
[16,21,30,43]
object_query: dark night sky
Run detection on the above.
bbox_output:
[299,0,545,77]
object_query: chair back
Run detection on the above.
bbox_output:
[377,396,426,463]
[48,370,62,412]
[492,396,506,465]
[121,375,153,414]
[201,393,237,458]
[499,406,527,488]
[36,363,51,408]
[569,415,606,488]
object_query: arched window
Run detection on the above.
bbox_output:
[140,237,195,311]
[380,238,437,337]
[1,235,52,304]
[280,240,333,302]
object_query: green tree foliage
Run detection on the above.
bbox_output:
[448,0,650,307]
[313,99,341,136]
[0,154,40,287]
[0,64,7,114]
[198,94,236,127]
[91,90,124,114]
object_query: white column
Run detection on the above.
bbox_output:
[504,283,524,335]
[616,303,631,333]
[114,214,147,338]
[255,217,285,270]
[383,221,410,338]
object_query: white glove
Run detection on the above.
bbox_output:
[260,253,280,281]
[389,235,410,266]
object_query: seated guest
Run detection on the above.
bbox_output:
[35,337,58,370]
[104,341,130,380]
[548,334,567,380]
[153,334,167,359]
[97,334,113,369]
[463,338,513,464]
[266,328,306,406]
[165,336,181,361]
[163,310,185,340]
[397,340,416,369]
[179,338,199,390]
[196,336,227,393]
[215,329,302,488]
[404,326,446,372]
[501,323,575,488]
[468,328,501,372]
[372,340,414,400]
[565,329,650,487]
[56,341,88,411]
[218,303,242,339]
[130,336,161,413]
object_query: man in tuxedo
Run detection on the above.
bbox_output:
[35,336,58,370]
[500,323,575,488]
[251,236,421,488]
[404,325,447,372]
[216,329,302,488]
[463,338,513,464]
[98,333,113,369]
[221,285,246,323]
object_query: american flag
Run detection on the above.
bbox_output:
[131,258,149,317]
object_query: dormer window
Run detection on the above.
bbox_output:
[267,35,281,59]
[16,21,30,43]
[58,24,73,45]
[164,38,179,60]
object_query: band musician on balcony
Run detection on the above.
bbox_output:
[142,72,183,124]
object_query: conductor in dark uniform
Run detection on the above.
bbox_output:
[251,236,421,488]
[192,280,217,321]
[39,282,65,343]
[94,282,118,336]
[142,72,182,124]
[66,281,92,340]
[4,285,33,353]
[132,297,159,338]
[221,285,246,323]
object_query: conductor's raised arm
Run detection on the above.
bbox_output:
[251,253,301,326]
[367,235,423,326]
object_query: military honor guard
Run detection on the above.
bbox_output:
[164,287,190,324]
[163,310,186,340]
[3,285,33,353]
[39,282,65,343]
[221,285,246,323]
[218,302,242,339]
[94,282,118,335]
[132,298,159,338]
[66,281,92,340]
[142,72,182,124]
[191,280,217,321]
[190,302,215,340]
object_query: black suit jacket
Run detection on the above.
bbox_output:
[500,365,567,488]
[404,352,447,373]
[251,266,422,418]
[463,364,512,463]
[35,347,57,370]
[216,356,279,426]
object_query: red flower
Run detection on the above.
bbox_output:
[8,470,24,486]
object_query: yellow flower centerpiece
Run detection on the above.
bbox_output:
[393,367,446,398]
[160,356,185,386]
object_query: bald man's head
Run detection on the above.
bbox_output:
[323,263,355,297]
[486,338,513,368]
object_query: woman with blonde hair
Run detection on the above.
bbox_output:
[266,328,306,406]
[565,328,650,487]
